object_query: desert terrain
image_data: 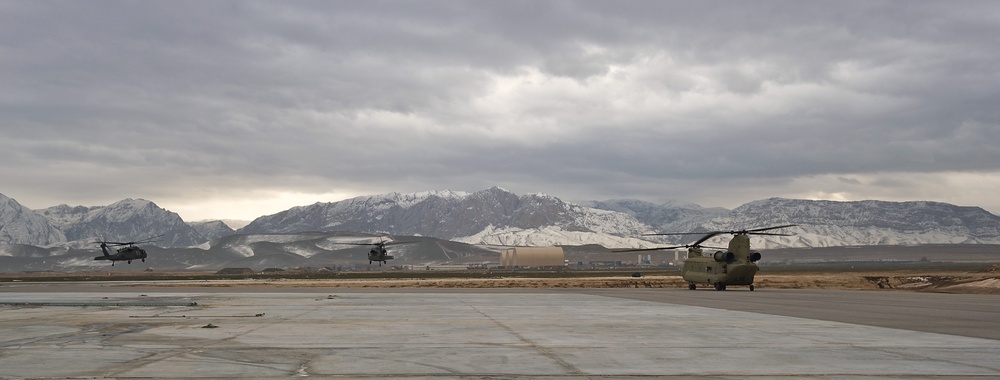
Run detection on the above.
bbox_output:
[4,267,994,294]
[131,270,999,294]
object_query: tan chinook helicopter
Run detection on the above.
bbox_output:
[618,225,796,291]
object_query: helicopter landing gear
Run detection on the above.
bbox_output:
[688,282,696,290]
[749,284,755,291]
[714,283,727,291]
[142,258,145,262]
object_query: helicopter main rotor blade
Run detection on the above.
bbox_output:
[745,232,794,236]
[691,231,726,247]
[612,245,688,252]
[383,240,419,245]
[135,234,164,244]
[740,224,797,233]
[642,232,710,236]
[96,241,130,246]
[95,234,164,246]
[647,225,797,236]
[612,242,731,253]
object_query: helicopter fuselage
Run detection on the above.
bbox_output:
[95,243,147,266]
[680,234,764,290]
[682,256,759,289]
[368,247,394,266]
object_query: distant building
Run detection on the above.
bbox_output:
[500,247,565,267]
[423,264,471,271]
[216,268,254,275]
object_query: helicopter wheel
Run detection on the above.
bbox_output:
[127,260,132,264]
[142,258,145,262]
[688,282,696,290]
[749,284,755,291]
[714,283,726,291]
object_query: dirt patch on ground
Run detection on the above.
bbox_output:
[119,270,1000,294]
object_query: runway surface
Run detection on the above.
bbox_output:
[1,283,998,378]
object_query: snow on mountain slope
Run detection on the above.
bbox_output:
[7,187,1000,263]
[643,198,1000,248]
[240,187,656,246]
[59,198,205,247]
[0,193,66,245]
[453,224,659,248]
[189,220,236,241]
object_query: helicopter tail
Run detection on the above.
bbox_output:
[94,256,109,261]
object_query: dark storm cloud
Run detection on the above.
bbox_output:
[2,0,999,218]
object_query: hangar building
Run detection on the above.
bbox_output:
[500,247,565,267]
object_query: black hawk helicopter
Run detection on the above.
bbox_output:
[93,235,160,266]
[344,237,415,266]
[617,225,795,291]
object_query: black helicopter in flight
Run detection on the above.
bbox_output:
[94,235,160,266]
[345,237,414,266]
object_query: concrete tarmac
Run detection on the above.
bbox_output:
[1,284,998,378]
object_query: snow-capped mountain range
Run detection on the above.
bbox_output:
[3,187,1000,256]
[238,187,656,249]
[1,194,233,248]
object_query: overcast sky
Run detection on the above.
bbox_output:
[3,1,999,221]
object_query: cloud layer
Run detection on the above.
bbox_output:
[3,1,999,219]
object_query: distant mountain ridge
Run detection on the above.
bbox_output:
[3,189,1000,254]
[239,187,655,248]
[581,199,729,229]
[677,198,1000,248]
[0,193,65,246]
[1,194,210,247]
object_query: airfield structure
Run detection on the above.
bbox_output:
[500,247,565,268]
